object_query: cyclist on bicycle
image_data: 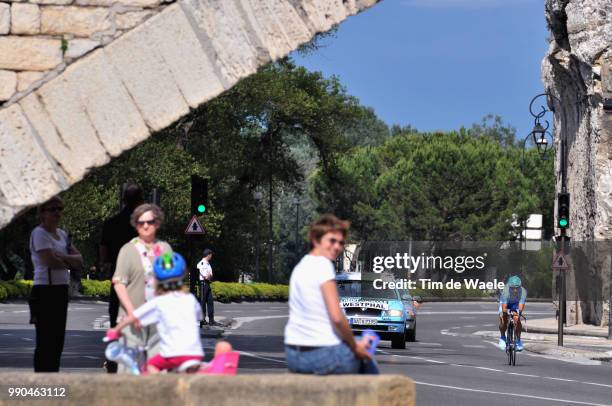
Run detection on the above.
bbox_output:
[498,275,526,351]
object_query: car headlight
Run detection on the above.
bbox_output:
[387,309,403,317]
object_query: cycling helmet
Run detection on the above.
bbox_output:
[153,252,186,289]
[507,275,522,288]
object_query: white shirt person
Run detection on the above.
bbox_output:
[197,249,217,325]
[197,257,213,281]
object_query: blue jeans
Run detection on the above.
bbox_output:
[285,342,379,375]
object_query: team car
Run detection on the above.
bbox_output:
[336,272,421,349]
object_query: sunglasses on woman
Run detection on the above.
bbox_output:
[136,219,158,226]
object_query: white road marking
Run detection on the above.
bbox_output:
[419,311,551,315]
[11,310,28,313]
[22,338,33,341]
[462,344,485,348]
[385,347,612,389]
[239,351,287,364]
[414,381,612,406]
[69,307,94,311]
[464,325,475,328]
[484,340,603,366]
[228,315,288,332]
[414,342,442,346]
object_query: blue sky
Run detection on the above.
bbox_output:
[291,0,549,139]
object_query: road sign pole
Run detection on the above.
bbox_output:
[558,233,566,347]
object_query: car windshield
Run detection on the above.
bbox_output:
[337,280,400,300]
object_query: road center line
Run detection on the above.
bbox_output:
[414,381,611,406]
[419,311,551,315]
[383,349,612,389]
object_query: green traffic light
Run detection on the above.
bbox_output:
[559,218,568,228]
[197,204,206,213]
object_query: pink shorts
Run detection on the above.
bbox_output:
[147,354,203,370]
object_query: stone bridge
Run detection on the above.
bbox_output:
[0,0,379,227]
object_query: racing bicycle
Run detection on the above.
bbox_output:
[506,310,526,366]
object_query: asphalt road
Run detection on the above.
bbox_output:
[1,300,611,406]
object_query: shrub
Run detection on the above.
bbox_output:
[81,279,111,297]
[0,280,32,299]
[211,282,288,303]
[0,279,287,302]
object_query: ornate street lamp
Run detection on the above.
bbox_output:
[526,94,555,159]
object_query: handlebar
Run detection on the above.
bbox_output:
[507,309,527,321]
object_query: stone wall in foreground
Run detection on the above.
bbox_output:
[0,373,417,406]
[0,0,380,228]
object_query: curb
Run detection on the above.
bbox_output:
[524,325,610,338]
[524,342,612,361]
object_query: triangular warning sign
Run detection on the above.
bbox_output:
[552,251,569,270]
[185,215,204,235]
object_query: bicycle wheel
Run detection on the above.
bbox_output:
[511,348,516,366]
[506,321,514,366]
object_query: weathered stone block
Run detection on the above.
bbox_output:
[115,9,154,30]
[76,0,159,7]
[60,49,150,156]
[31,0,74,5]
[105,11,190,130]
[16,71,44,92]
[0,104,63,206]
[179,0,264,85]
[146,3,224,107]
[20,78,110,183]
[0,36,62,71]
[11,3,40,34]
[0,69,16,101]
[65,38,99,59]
[41,6,112,37]
[238,0,313,60]
[0,3,10,34]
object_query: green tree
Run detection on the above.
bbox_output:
[312,129,553,242]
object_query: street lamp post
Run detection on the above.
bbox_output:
[528,92,568,347]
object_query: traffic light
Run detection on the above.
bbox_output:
[557,192,570,229]
[191,175,208,215]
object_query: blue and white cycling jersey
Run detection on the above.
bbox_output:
[498,286,527,313]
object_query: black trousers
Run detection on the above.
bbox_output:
[200,280,215,322]
[105,286,120,373]
[30,285,69,372]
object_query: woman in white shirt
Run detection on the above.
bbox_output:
[284,214,378,374]
[29,196,83,372]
